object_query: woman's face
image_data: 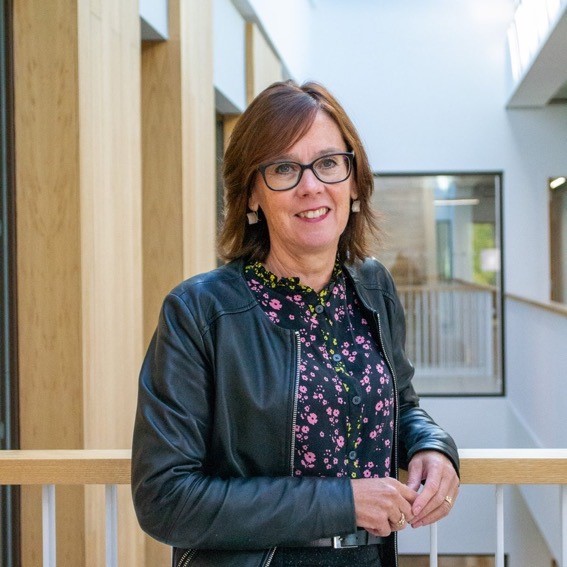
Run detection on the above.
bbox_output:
[249,111,357,263]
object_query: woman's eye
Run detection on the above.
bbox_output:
[318,157,339,170]
[272,163,298,176]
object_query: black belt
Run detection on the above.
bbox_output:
[287,529,387,549]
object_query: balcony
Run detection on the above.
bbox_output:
[1,449,566,566]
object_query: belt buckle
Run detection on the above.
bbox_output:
[332,533,359,549]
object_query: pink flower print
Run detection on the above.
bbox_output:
[299,385,307,394]
[363,417,368,424]
[348,356,355,362]
[269,298,282,310]
[362,376,370,385]
[385,457,390,469]
[369,430,377,439]
[326,407,333,415]
[385,439,390,447]
[380,376,385,384]
[301,425,309,434]
[355,335,365,344]
[333,458,338,465]
[320,431,325,437]
[333,409,340,417]
[294,294,302,302]
[307,413,318,425]
[366,385,372,393]
[363,469,372,478]
[304,452,316,464]
[289,314,295,320]
[375,400,384,412]
[336,436,345,448]
[310,335,316,342]
[377,364,383,373]
[342,348,349,356]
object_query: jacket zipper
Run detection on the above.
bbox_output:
[177,548,197,567]
[262,331,301,567]
[374,311,399,567]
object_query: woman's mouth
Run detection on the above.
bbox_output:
[297,207,330,219]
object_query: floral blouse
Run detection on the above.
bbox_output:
[244,261,394,480]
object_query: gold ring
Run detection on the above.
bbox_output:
[396,513,406,528]
[445,495,453,506]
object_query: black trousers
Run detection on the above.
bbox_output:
[270,544,382,567]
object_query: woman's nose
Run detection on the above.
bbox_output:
[298,168,323,194]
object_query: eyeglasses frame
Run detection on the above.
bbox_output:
[257,151,355,192]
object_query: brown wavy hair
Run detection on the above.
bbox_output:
[218,80,380,263]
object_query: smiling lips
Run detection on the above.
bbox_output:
[297,207,330,219]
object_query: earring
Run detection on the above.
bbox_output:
[247,210,259,225]
[351,200,361,213]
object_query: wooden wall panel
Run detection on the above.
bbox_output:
[141,0,216,562]
[78,0,143,564]
[14,0,144,564]
[13,0,85,564]
[180,0,217,278]
[246,23,283,104]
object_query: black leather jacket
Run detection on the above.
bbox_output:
[131,258,460,567]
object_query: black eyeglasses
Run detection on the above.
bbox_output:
[257,151,355,191]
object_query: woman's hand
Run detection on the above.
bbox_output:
[351,477,418,537]
[406,450,459,528]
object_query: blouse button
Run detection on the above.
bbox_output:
[348,451,357,460]
[315,304,324,314]
[352,395,362,405]
[332,354,342,362]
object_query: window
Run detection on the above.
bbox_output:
[550,176,567,303]
[372,173,503,395]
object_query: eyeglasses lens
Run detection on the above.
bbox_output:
[263,153,352,191]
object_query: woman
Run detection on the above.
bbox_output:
[132,81,460,567]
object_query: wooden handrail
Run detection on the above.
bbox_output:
[1,448,567,486]
[0,450,131,485]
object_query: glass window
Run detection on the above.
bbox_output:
[372,173,503,395]
[550,176,567,303]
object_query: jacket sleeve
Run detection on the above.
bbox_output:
[131,291,356,550]
[383,270,460,475]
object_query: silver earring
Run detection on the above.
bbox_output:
[247,210,259,225]
[351,200,361,213]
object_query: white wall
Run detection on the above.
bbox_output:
[214,0,247,112]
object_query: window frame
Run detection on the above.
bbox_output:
[371,171,505,397]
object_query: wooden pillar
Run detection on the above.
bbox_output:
[141,0,215,562]
[14,0,144,564]
[245,23,283,104]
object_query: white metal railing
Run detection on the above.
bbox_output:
[398,284,496,378]
[1,449,566,566]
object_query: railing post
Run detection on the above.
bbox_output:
[106,484,118,567]
[42,484,56,567]
[429,522,438,567]
[495,484,504,567]
[562,484,566,567]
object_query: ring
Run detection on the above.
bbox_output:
[444,495,453,506]
[395,513,406,528]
